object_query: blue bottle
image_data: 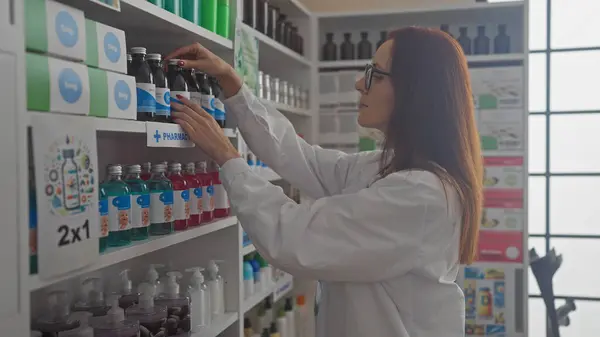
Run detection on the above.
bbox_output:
[101,165,132,247]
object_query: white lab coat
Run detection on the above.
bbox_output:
[221,86,465,337]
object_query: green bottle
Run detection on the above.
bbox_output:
[201,0,217,33]
[99,185,109,253]
[101,164,132,247]
[163,0,181,16]
[147,0,163,6]
[148,163,175,236]
[181,0,199,24]
[216,0,230,38]
[125,165,151,241]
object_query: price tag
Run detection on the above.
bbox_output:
[32,114,100,279]
[146,122,195,148]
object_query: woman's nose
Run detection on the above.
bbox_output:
[355,76,366,93]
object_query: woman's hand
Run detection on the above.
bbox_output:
[171,94,241,166]
[164,43,243,98]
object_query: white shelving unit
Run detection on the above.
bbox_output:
[319,53,526,69]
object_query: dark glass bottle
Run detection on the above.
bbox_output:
[283,20,293,48]
[289,26,298,52]
[322,33,337,61]
[297,33,304,55]
[147,54,171,123]
[457,27,472,55]
[474,25,490,55]
[266,5,278,38]
[440,24,453,38]
[196,71,216,119]
[126,54,132,76]
[130,47,155,121]
[494,24,511,54]
[167,59,189,106]
[243,0,254,27]
[376,31,387,50]
[340,33,355,60]
[275,14,287,44]
[210,77,226,128]
[255,0,266,33]
[357,31,372,60]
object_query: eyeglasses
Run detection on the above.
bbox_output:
[364,63,391,91]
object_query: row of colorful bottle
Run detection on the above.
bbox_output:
[99,161,230,253]
[127,47,227,128]
[242,0,304,55]
[146,0,230,38]
[322,31,385,61]
[243,252,273,299]
[441,24,511,55]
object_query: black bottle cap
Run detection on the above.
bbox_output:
[244,318,252,328]
[478,25,486,32]
[498,24,507,32]
[344,32,351,39]
[361,31,368,38]
[460,27,468,33]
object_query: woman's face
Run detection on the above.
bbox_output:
[355,40,395,131]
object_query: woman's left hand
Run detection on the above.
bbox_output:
[171,94,240,166]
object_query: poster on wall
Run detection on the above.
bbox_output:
[234,20,259,95]
[32,114,100,279]
[482,199,524,232]
[470,66,524,110]
[477,231,523,263]
[483,156,524,200]
[478,109,524,152]
[458,264,526,337]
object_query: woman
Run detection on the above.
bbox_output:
[166,27,483,337]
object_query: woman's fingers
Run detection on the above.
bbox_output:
[163,43,206,64]
[175,119,196,137]
[173,95,212,120]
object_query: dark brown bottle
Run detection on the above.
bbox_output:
[376,31,387,49]
[340,33,355,60]
[440,24,453,38]
[494,24,510,54]
[357,31,372,60]
[474,25,490,55]
[457,27,472,55]
[266,5,279,38]
[291,26,300,53]
[284,21,293,48]
[255,0,266,33]
[243,0,255,27]
[275,14,287,44]
[322,33,337,61]
[297,33,304,55]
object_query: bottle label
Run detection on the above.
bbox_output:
[190,92,203,108]
[202,185,214,212]
[201,94,215,117]
[173,189,190,220]
[108,195,131,232]
[99,198,109,238]
[131,193,150,228]
[190,187,202,215]
[214,98,225,122]
[171,91,191,105]
[214,184,229,209]
[136,83,156,113]
[155,87,171,116]
[150,191,174,223]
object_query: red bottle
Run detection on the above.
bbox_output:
[195,161,214,223]
[210,161,230,218]
[184,162,201,227]
[168,162,189,231]
[140,162,152,181]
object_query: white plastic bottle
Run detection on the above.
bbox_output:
[284,298,295,337]
[185,267,212,330]
[276,310,288,337]
[295,295,308,337]
[207,260,225,317]
[243,260,255,299]
[146,264,164,298]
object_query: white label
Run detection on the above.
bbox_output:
[150,191,174,223]
[96,22,127,73]
[46,1,86,61]
[108,195,131,231]
[171,91,191,105]
[146,122,195,148]
[99,198,109,238]
[49,58,90,115]
[155,87,171,116]
[173,189,190,220]
[201,94,215,116]
[190,92,203,106]
[32,114,99,279]
[202,185,214,212]
[136,82,156,113]
[107,72,136,119]
[214,184,229,209]
[131,193,150,228]
[189,187,202,215]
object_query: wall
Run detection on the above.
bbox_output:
[299,0,488,13]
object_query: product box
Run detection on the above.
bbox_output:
[85,19,127,74]
[483,157,524,200]
[88,67,137,120]
[482,199,525,232]
[470,66,524,110]
[25,0,86,61]
[478,109,524,152]
[27,53,90,115]
[476,231,524,263]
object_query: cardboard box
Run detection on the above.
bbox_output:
[470,66,524,110]
[25,0,86,61]
[85,19,127,74]
[89,68,137,120]
[27,53,90,115]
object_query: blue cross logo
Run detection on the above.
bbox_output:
[153,130,161,143]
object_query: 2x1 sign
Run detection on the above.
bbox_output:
[146,122,195,148]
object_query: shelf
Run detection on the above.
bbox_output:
[241,244,256,256]
[268,0,312,18]
[190,312,238,337]
[260,99,312,117]
[29,216,239,291]
[242,273,294,313]
[239,23,312,70]
[58,0,233,56]
[273,273,294,303]
[319,53,525,70]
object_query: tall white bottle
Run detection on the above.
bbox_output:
[207,260,225,317]
[185,267,212,330]
[284,298,295,337]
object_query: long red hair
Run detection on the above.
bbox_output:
[379,27,483,264]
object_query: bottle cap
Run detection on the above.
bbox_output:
[185,267,205,289]
[147,264,164,282]
[270,322,278,333]
[106,296,125,323]
[137,282,155,309]
[126,164,141,174]
[142,162,152,172]
[119,269,132,294]
[264,296,272,309]
[207,260,224,278]
[126,54,132,61]
[81,277,104,305]
[151,163,167,173]
[284,297,294,311]
[296,295,306,306]
[130,47,147,55]
[168,59,180,65]
[169,162,182,172]
[107,164,123,176]
[244,317,252,329]
[185,162,196,173]
[196,161,208,172]
[147,53,162,61]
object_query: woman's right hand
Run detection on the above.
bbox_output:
[164,43,243,98]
